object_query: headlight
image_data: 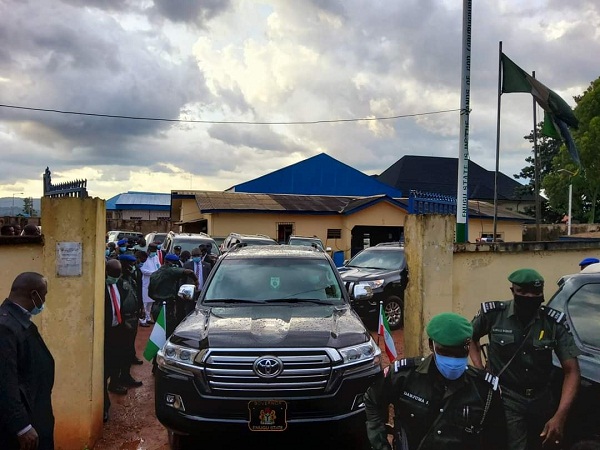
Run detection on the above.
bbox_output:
[158,342,200,371]
[358,279,385,290]
[338,337,381,365]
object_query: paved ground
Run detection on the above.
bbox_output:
[92,323,405,449]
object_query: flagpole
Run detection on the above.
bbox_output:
[493,41,502,242]
[532,71,541,241]
[456,0,472,243]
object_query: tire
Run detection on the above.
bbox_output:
[168,430,193,450]
[384,295,404,330]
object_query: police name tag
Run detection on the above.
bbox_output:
[248,400,287,431]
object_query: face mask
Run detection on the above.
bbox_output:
[106,275,120,285]
[157,244,162,250]
[31,290,45,316]
[105,249,110,257]
[433,346,468,380]
[149,252,157,258]
[119,247,127,253]
[192,256,202,263]
[514,295,544,320]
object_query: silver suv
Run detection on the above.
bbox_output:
[221,232,277,253]
[161,232,220,264]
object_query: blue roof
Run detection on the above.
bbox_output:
[106,191,171,211]
[229,153,402,197]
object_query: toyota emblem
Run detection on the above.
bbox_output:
[253,356,283,378]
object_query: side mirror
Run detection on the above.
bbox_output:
[178,284,196,300]
[353,284,373,300]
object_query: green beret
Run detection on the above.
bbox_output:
[508,268,544,287]
[426,313,473,347]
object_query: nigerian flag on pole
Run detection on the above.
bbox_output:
[378,302,398,362]
[501,52,580,165]
[143,303,166,361]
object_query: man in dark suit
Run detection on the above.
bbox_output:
[0,272,55,450]
[181,247,211,321]
[104,259,138,423]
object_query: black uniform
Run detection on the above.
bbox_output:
[0,300,55,450]
[471,300,581,450]
[364,355,506,450]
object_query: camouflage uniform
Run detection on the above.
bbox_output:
[471,300,581,450]
[364,355,506,450]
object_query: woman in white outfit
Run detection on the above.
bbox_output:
[139,242,161,326]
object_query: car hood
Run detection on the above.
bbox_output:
[338,266,395,281]
[169,304,370,349]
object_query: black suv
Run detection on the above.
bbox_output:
[155,245,381,449]
[161,231,220,265]
[338,242,408,330]
[221,232,278,253]
[546,271,600,447]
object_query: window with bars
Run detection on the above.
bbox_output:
[327,229,342,239]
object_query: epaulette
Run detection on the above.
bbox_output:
[467,366,500,391]
[393,356,425,373]
[480,301,506,314]
[482,371,500,391]
[539,305,567,326]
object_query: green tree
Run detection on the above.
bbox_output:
[542,77,600,223]
[514,122,563,223]
[22,197,37,216]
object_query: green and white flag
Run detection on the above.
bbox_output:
[143,303,166,361]
[501,52,580,166]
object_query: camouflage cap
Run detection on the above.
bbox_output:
[508,268,544,287]
[426,312,473,347]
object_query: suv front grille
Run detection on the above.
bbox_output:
[202,349,334,396]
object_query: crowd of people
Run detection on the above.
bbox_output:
[1,237,598,450]
[0,221,41,236]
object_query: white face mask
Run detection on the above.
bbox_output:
[31,290,46,315]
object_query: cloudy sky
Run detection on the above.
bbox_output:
[0,0,598,201]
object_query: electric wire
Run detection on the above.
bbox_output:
[0,103,463,125]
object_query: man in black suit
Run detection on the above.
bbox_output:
[0,272,55,450]
[180,247,211,321]
[104,259,139,423]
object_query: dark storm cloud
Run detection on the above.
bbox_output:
[151,0,232,25]
[207,123,304,153]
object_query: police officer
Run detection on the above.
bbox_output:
[469,268,581,450]
[365,312,506,450]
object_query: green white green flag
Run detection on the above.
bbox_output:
[143,303,166,361]
[501,52,580,166]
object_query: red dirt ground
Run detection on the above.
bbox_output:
[92,324,405,449]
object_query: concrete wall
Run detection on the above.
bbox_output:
[403,214,600,358]
[0,197,105,450]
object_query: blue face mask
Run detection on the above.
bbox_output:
[106,275,120,285]
[192,256,202,263]
[157,244,162,250]
[119,247,127,253]
[31,290,45,316]
[105,249,110,257]
[433,346,468,380]
[149,251,157,258]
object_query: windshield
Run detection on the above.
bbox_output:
[289,238,324,250]
[174,238,220,256]
[203,258,344,303]
[346,248,405,270]
[244,239,277,246]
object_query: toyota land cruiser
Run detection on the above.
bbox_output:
[155,245,382,449]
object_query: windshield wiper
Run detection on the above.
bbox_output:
[203,298,264,304]
[264,298,334,305]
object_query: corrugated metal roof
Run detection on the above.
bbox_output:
[106,191,171,211]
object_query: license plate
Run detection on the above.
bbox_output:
[248,400,287,431]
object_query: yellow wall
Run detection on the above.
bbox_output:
[402,213,600,357]
[0,198,106,449]
[41,196,106,449]
[469,218,523,242]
